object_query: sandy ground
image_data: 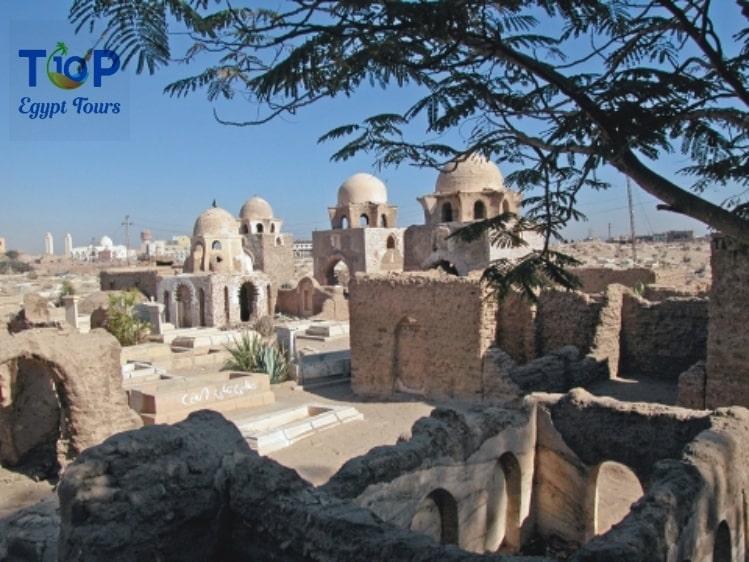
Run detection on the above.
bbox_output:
[0,374,679,530]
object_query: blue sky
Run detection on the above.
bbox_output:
[2,1,717,254]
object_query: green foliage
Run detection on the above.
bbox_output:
[5,250,19,260]
[56,279,76,306]
[0,256,31,274]
[223,331,289,384]
[71,0,749,297]
[105,289,150,346]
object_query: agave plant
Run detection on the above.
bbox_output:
[223,331,289,384]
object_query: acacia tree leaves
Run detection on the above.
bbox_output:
[69,0,749,297]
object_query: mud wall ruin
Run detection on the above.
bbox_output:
[57,392,749,561]
[350,273,706,400]
[99,269,163,300]
[0,329,141,473]
[276,276,349,320]
[705,235,749,408]
[348,273,496,400]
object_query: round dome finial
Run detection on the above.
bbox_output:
[100,236,114,248]
[193,206,238,236]
[337,173,388,205]
[435,154,504,194]
[239,196,274,221]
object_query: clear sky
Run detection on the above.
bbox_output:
[2,0,718,255]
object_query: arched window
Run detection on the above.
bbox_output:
[474,200,486,220]
[341,215,349,229]
[410,488,459,546]
[256,223,264,233]
[502,199,511,214]
[380,214,388,227]
[270,224,276,233]
[386,235,396,250]
[360,214,369,226]
[441,202,453,222]
[211,240,222,250]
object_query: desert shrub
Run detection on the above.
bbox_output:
[56,279,76,306]
[253,315,276,338]
[223,331,289,383]
[105,289,150,346]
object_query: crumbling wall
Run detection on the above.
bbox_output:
[55,393,749,562]
[0,329,141,471]
[323,407,536,554]
[536,291,604,356]
[495,291,536,364]
[705,235,749,408]
[276,278,349,321]
[571,267,656,294]
[100,269,163,299]
[619,292,707,380]
[349,273,494,400]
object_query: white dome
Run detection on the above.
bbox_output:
[193,207,238,236]
[337,173,388,205]
[239,196,274,221]
[435,154,505,194]
[100,236,114,248]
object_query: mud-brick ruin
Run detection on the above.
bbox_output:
[0,329,141,475]
[55,391,749,561]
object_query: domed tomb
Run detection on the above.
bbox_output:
[337,173,389,206]
[239,196,274,221]
[193,207,238,237]
[435,154,505,195]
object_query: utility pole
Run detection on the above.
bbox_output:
[122,214,134,265]
[626,177,637,263]
[608,222,612,242]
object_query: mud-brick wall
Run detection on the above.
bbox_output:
[706,236,749,408]
[348,273,494,400]
[572,267,656,294]
[100,269,162,299]
[496,291,536,363]
[536,290,604,356]
[619,293,707,380]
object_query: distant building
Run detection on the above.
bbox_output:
[70,236,129,262]
[293,240,313,259]
[0,237,5,254]
[44,232,54,256]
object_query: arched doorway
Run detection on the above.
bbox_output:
[340,216,349,229]
[394,316,427,395]
[176,284,193,328]
[360,214,369,226]
[162,290,171,323]
[198,288,206,327]
[223,286,230,325]
[441,202,453,222]
[325,259,350,287]
[713,521,731,562]
[0,357,70,478]
[410,488,459,546]
[485,453,522,552]
[380,214,388,227]
[587,461,643,539]
[239,282,257,322]
[387,235,396,249]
